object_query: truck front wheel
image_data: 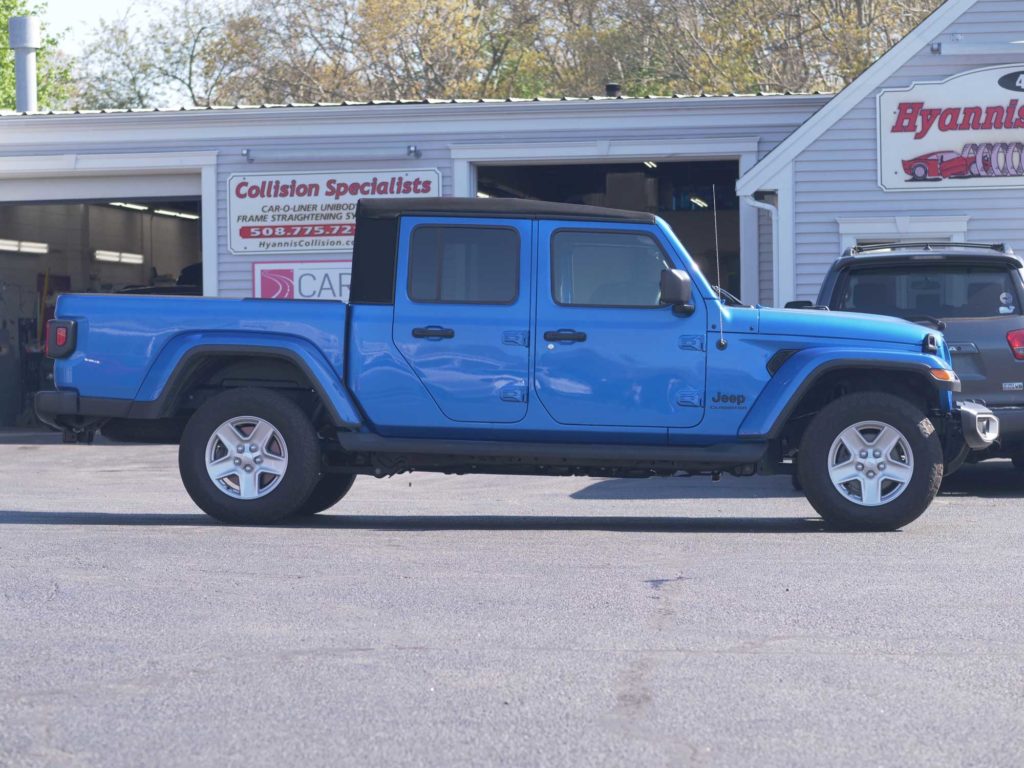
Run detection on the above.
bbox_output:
[179,388,322,524]
[797,393,942,530]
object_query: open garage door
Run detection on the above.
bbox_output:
[476,161,741,297]
[0,196,202,426]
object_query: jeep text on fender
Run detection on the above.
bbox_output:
[36,198,998,531]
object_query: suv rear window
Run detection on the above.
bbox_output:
[835,265,1020,319]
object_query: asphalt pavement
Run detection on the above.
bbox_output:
[1,434,1023,767]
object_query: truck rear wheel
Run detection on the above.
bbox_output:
[293,473,356,516]
[797,393,942,530]
[179,388,321,524]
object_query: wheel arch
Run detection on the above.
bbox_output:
[740,354,952,443]
[132,341,362,428]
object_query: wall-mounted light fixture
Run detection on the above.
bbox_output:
[109,202,148,211]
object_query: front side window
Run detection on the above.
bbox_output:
[835,265,1020,318]
[551,230,672,307]
[408,225,519,304]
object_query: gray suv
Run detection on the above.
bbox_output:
[799,242,1024,470]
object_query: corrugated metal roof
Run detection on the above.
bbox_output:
[0,91,832,118]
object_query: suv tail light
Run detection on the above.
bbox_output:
[1007,329,1024,360]
[45,319,77,359]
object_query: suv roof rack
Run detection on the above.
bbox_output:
[844,241,1013,257]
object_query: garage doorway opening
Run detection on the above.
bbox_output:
[476,160,740,296]
[0,197,202,426]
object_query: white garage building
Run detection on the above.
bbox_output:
[0,0,1021,424]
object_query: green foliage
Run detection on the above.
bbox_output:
[0,0,72,110]
[70,0,943,110]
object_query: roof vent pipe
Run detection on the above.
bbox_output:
[605,82,621,98]
[8,16,41,113]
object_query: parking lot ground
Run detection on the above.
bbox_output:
[1,436,1023,767]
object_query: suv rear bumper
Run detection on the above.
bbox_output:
[958,401,999,450]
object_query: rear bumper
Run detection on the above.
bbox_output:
[957,401,999,450]
[34,390,132,430]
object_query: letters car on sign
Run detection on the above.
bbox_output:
[253,260,352,302]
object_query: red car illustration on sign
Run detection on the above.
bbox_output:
[903,151,976,181]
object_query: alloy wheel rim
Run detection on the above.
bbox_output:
[205,416,288,500]
[827,420,914,507]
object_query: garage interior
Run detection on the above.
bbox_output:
[0,198,202,426]
[476,160,740,297]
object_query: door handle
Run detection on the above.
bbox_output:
[412,326,455,339]
[543,329,587,343]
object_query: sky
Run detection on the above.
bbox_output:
[39,0,141,55]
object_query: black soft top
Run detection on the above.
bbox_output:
[357,197,656,224]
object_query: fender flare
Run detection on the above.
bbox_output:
[739,348,956,440]
[131,333,362,428]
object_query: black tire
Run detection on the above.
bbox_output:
[179,388,321,524]
[943,442,970,478]
[294,473,356,516]
[911,163,929,180]
[797,392,942,531]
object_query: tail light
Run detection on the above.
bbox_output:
[45,319,77,359]
[1007,329,1024,360]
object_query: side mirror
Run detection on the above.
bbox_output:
[785,300,813,309]
[660,269,694,316]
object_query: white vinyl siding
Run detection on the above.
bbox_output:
[792,0,1024,299]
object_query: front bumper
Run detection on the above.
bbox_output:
[958,401,999,450]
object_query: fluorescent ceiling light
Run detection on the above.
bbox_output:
[94,250,144,264]
[154,208,199,220]
[643,161,658,169]
[0,238,49,254]
[110,202,149,211]
[475,191,490,198]
[689,196,708,208]
[19,241,49,254]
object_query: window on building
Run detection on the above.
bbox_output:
[551,230,671,307]
[408,226,519,304]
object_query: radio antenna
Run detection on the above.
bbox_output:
[712,184,726,350]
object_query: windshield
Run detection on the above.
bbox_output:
[834,265,1020,319]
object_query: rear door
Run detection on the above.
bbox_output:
[392,217,532,423]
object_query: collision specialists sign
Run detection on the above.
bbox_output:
[253,260,352,301]
[228,169,440,253]
[878,64,1024,191]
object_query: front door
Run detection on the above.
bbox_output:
[533,222,707,428]
[393,218,532,423]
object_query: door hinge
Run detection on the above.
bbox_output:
[678,335,705,352]
[675,388,704,407]
[502,330,530,347]
[500,384,527,403]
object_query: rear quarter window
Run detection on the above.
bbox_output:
[835,265,1021,319]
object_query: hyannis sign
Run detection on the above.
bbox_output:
[878,64,1024,191]
[228,169,440,253]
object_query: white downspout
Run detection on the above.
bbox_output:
[742,194,779,307]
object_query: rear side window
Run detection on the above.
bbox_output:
[408,225,519,304]
[551,230,671,307]
[836,265,1020,319]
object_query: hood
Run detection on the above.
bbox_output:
[757,307,935,348]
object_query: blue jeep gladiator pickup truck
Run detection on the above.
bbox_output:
[36,198,998,530]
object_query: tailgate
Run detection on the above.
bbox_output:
[946,315,1024,406]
